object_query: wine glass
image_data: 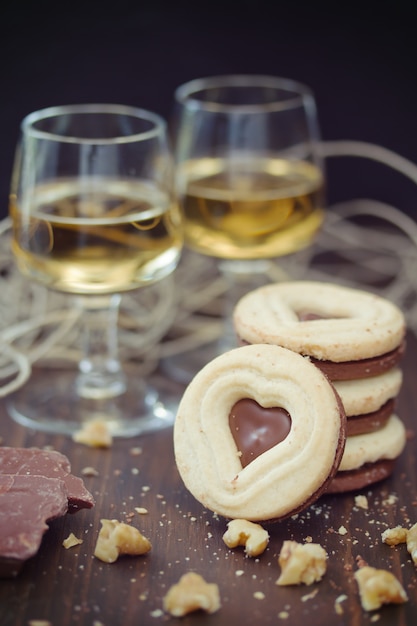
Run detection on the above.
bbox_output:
[7,103,183,436]
[163,74,325,383]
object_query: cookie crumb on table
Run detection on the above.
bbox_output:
[81,466,99,477]
[135,507,148,515]
[354,495,368,510]
[72,419,113,448]
[62,533,83,549]
[163,572,221,616]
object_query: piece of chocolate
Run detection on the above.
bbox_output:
[229,399,291,468]
[0,447,94,512]
[0,447,95,577]
[0,474,68,577]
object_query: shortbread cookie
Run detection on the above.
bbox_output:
[233,281,406,369]
[338,414,406,473]
[333,369,402,417]
[174,344,346,522]
[333,368,402,435]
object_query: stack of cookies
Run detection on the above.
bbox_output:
[233,280,407,494]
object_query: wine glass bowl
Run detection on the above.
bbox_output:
[8,103,183,435]
[174,74,325,261]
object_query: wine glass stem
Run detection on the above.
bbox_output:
[75,294,127,400]
[217,259,274,353]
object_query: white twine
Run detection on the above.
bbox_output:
[1,140,416,396]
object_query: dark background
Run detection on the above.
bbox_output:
[1,0,416,220]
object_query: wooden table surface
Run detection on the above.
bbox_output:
[1,333,417,626]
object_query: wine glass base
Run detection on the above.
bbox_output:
[7,367,182,437]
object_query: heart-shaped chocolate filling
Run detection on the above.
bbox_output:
[229,398,292,468]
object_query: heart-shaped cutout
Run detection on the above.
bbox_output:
[229,398,291,468]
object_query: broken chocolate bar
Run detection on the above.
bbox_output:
[0,474,68,577]
[0,447,95,577]
[0,447,95,512]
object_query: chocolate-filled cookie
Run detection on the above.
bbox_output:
[233,281,406,368]
[174,344,346,522]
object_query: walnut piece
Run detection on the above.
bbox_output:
[381,522,417,565]
[72,419,113,448]
[276,540,327,586]
[163,572,221,617]
[381,525,408,546]
[222,519,269,557]
[94,519,151,563]
[406,522,417,565]
[354,565,408,611]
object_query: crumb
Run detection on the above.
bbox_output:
[406,522,417,565]
[62,533,83,549]
[81,466,99,477]
[222,519,269,557]
[28,621,52,626]
[135,507,148,515]
[354,566,408,611]
[338,525,348,535]
[334,594,348,615]
[301,588,319,602]
[72,419,113,448]
[276,540,327,586]
[355,495,368,510]
[163,572,221,616]
[356,554,368,568]
[253,591,265,600]
[381,494,398,506]
[94,519,151,563]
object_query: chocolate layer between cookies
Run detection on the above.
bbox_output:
[325,460,395,494]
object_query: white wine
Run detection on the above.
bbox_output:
[178,156,324,259]
[10,179,183,294]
